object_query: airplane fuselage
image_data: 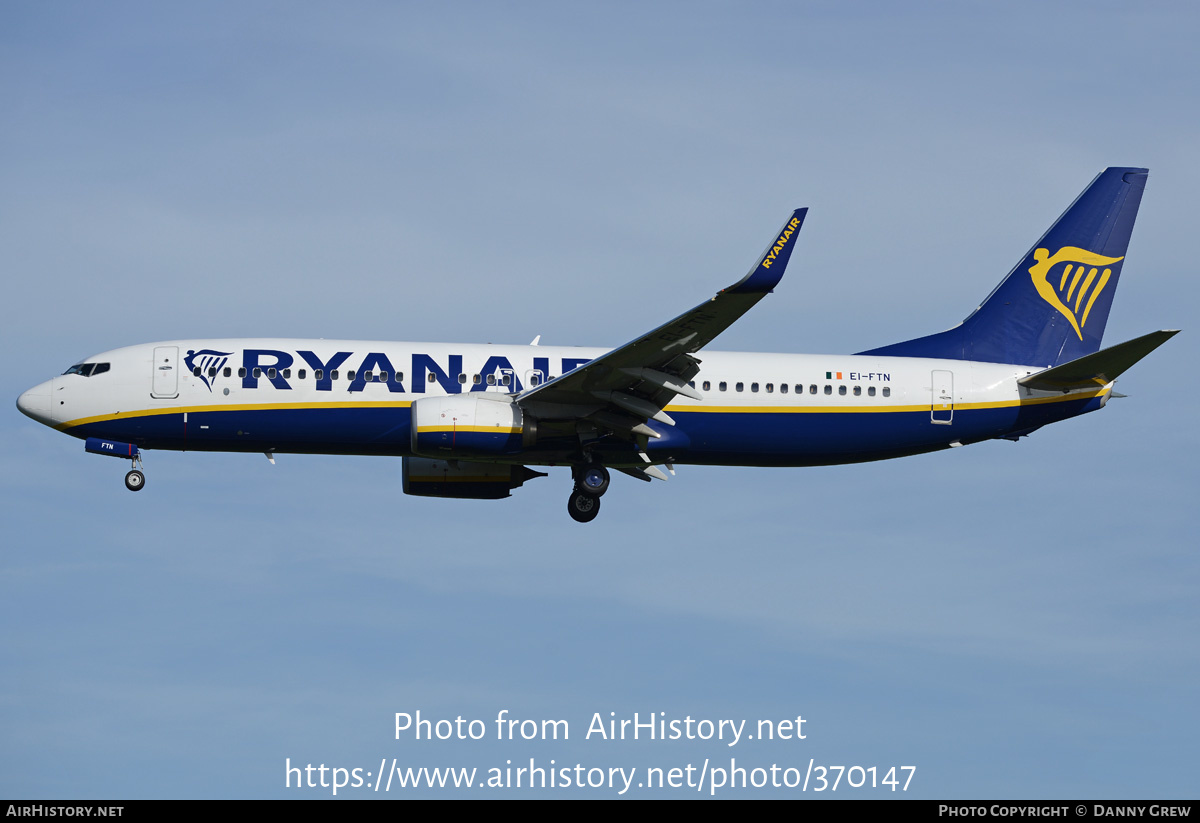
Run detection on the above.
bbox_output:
[19,338,1106,468]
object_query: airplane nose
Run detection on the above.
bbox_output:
[17,381,53,426]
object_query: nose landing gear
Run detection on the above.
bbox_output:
[84,438,146,492]
[567,463,609,523]
[124,452,146,492]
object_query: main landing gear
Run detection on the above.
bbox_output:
[567,463,610,523]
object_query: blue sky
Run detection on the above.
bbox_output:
[2,2,1197,798]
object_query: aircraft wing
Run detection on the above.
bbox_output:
[515,209,807,439]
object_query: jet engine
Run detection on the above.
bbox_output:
[410,394,536,457]
[401,457,546,499]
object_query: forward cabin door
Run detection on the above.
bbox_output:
[151,346,180,399]
[931,369,953,424]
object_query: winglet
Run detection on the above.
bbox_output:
[726,208,808,294]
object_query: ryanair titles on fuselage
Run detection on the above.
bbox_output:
[200,348,593,394]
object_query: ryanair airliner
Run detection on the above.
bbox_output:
[16,168,1176,522]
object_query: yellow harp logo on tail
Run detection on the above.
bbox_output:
[1028,246,1124,339]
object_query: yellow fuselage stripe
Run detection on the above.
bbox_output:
[416,426,521,434]
[56,388,1106,432]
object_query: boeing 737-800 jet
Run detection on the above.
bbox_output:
[16,168,1176,521]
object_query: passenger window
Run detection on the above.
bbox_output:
[331,370,339,381]
[396,372,404,382]
[719,382,727,392]
[238,368,247,378]
[824,385,832,395]
[193,367,202,376]
[487,374,497,386]
[428,373,437,383]
[299,369,307,380]
[868,386,876,397]
[766,383,774,393]
[314,369,323,380]
[688,381,696,388]
[283,369,291,379]
[809,385,817,394]
[223,367,231,377]
[473,374,481,384]
[208,367,217,377]
[458,373,467,384]
[380,371,389,382]
[780,383,788,394]
[501,374,511,386]
[702,381,711,391]
[253,367,262,378]
[853,386,861,396]
[882,387,891,397]
[736,382,744,392]
[268,368,277,379]
[838,385,847,396]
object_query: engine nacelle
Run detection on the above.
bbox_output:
[410,394,535,457]
[402,457,546,500]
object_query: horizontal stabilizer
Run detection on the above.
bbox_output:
[1019,330,1178,392]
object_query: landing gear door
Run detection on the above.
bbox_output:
[152,346,179,399]
[931,369,953,424]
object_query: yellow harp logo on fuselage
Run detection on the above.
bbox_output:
[1028,246,1124,340]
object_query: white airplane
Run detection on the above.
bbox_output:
[17,168,1176,522]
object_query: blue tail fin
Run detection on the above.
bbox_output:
[860,167,1149,367]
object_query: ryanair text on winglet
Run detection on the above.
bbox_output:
[760,217,802,269]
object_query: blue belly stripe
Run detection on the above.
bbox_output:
[61,396,1102,465]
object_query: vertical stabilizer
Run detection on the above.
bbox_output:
[860,168,1148,367]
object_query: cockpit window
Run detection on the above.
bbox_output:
[62,363,109,377]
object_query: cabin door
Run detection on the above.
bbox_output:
[151,346,180,399]
[931,369,953,424]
